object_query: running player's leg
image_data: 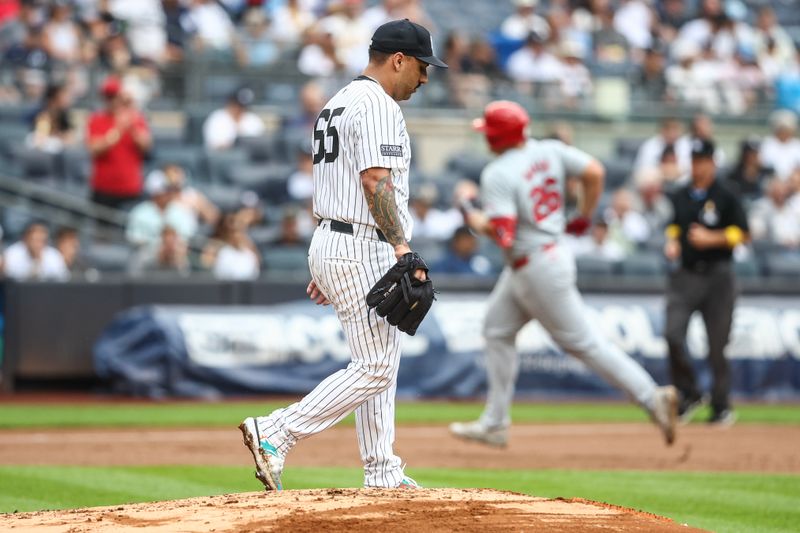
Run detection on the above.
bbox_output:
[516,248,657,409]
[480,268,530,429]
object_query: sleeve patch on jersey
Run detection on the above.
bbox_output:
[380,144,404,157]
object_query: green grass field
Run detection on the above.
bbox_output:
[1,401,799,533]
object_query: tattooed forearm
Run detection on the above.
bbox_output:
[362,170,407,247]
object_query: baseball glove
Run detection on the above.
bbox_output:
[366,252,435,336]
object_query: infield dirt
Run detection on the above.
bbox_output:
[2,488,706,532]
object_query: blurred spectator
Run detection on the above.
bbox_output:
[684,113,726,166]
[318,0,371,74]
[26,82,74,153]
[363,0,404,32]
[205,212,260,280]
[676,0,751,60]
[129,226,191,276]
[592,0,630,66]
[3,221,69,281]
[634,168,673,237]
[557,40,592,107]
[433,226,493,276]
[107,0,167,64]
[186,0,236,57]
[126,170,197,247]
[42,1,83,64]
[163,0,192,62]
[613,0,653,51]
[272,205,309,247]
[634,118,690,176]
[500,0,550,42]
[727,137,772,198]
[203,87,265,151]
[163,163,220,226]
[748,179,800,249]
[465,38,505,79]
[4,23,50,101]
[443,32,494,108]
[283,80,326,139]
[604,188,650,250]
[634,46,667,102]
[759,110,800,183]
[288,146,314,202]
[752,6,795,76]
[409,182,462,242]
[666,40,720,113]
[297,18,346,77]
[656,0,689,43]
[87,77,152,210]
[270,0,315,48]
[236,190,266,229]
[506,31,562,85]
[569,218,626,261]
[236,8,279,67]
[54,226,90,276]
[658,144,685,185]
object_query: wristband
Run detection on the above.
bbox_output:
[724,226,744,247]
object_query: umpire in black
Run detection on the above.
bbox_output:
[663,138,749,426]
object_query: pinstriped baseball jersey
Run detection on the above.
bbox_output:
[312,76,413,241]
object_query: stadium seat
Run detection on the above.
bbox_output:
[204,149,249,183]
[619,252,665,277]
[576,256,618,276]
[194,183,245,212]
[11,145,59,180]
[763,251,800,278]
[733,256,761,279]
[263,246,309,272]
[615,138,645,162]
[151,145,204,181]
[226,163,291,192]
[413,238,447,269]
[602,159,633,190]
[84,242,132,272]
[237,135,273,163]
[446,152,491,182]
[60,147,91,183]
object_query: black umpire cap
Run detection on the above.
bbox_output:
[690,138,715,159]
[369,19,448,68]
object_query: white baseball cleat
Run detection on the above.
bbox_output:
[650,385,679,446]
[449,420,508,448]
[239,417,285,491]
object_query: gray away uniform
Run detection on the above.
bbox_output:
[478,139,660,429]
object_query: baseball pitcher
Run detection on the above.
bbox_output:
[450,101,678,447]
[239,19,446,491]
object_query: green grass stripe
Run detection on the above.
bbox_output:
[0,401,798,429]
[0,466,797,533]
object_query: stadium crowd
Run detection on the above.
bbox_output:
[0,0,798,281]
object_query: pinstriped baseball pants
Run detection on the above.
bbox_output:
[262,221,405,488]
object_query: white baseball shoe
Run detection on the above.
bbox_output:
[239,417,285,491]
[650,385,678,446]
[449,420,508,448]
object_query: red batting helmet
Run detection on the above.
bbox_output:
[472,100,530,152]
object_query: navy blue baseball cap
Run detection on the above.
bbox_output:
[370,19,448,68]
[690,138,715,159]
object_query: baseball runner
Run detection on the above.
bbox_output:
[240,19,446,491]
[450,101,678,447]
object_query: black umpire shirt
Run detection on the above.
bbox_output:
[667,179,749,270]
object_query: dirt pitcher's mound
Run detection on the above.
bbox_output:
[4,488,705,532]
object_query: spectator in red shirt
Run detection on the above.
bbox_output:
[86,77,152,210]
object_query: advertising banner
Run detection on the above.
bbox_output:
[94,294,800,400]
